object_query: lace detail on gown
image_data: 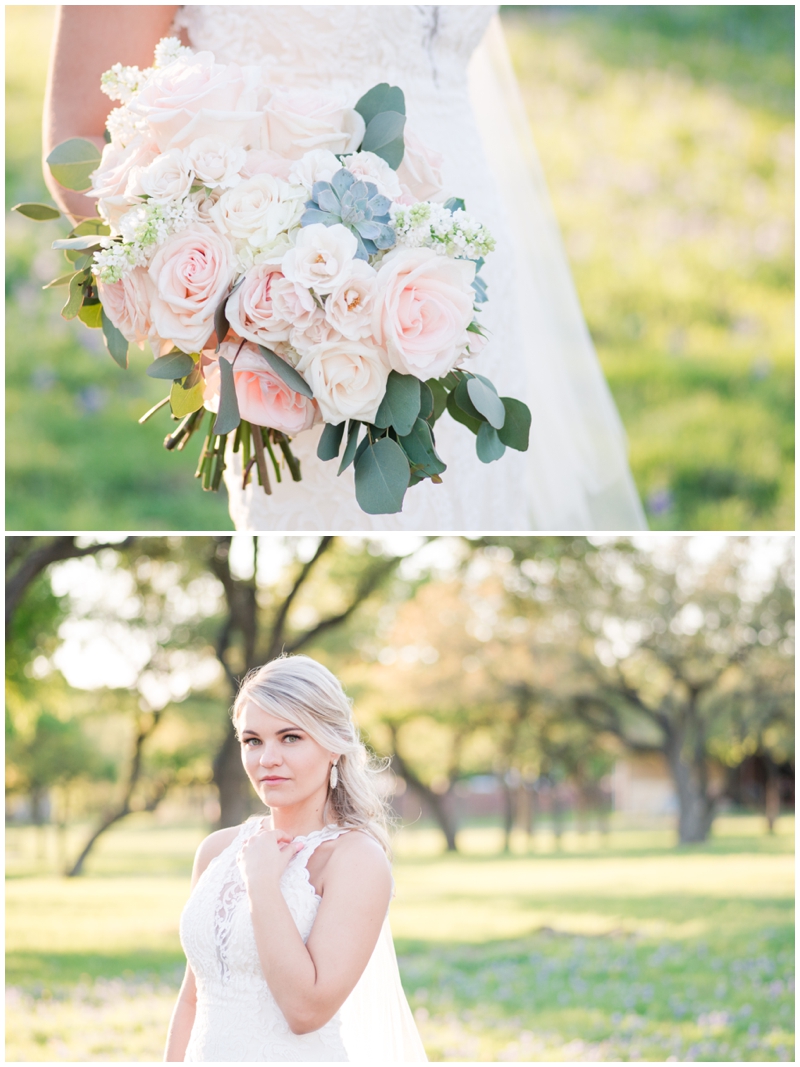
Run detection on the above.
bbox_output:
[173,5,646,532]
[180,820,352,1062]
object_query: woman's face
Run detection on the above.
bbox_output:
[238,700,335,809]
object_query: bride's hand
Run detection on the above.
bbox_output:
[237,821,304,890]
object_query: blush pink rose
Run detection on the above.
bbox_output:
[203,340,319,435]
[96,268,155,349]
[270,276,318,332]
[373,247,475,379]
[396,128,446,202]
[89,135,160,230]
[226,264,292,346]
[129,52,264,151]
[240,150,293,181]
[264,87,365,160]
[148,224,236,353]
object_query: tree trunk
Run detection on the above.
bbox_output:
[389,749,458,851]
[551,785,564,849]
[501,776,516,853]
[764,756,781,834]
[666,745,715,844]
[522,779,537,845]
[214,719,262,829]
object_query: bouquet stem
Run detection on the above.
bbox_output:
[263,431,282,484]
[165,407,205,451]
[273,432,302,482]
[251,424,272,494]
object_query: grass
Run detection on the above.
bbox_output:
[5,6,794,530]
[5,815,794,1061]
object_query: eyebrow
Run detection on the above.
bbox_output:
[240,727,305,738]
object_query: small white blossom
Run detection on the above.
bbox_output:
[93,198,200,282]
[390,201,495,260]
[153,37,193,69]
[105,106,148,147]
[100,63,147,104]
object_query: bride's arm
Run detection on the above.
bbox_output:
[43,4,181,220]
[242,829,392,1035]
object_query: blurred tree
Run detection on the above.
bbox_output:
[491,537,794,843]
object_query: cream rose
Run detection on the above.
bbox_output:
[211,175,305,248]
[240,149,293,181]
[396,128,446,202]
[264,87,365,160]
[324,260,378,341]
[97,268,155,349]
[281,223,358,295]
[270,276,318,332]
[290,306,343,355]
[127,148,193,203]
[226,264,292,346]
[373,247,475,379]
[90,135,159,230]
[128,51,264,151]
[148,223,236,353]
[288,149,342,191]
[296,339,390,425]
[203,340,319,435]
[339,151,403,199]
[185,137,246,189]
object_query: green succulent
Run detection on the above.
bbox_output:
[301,168,396,260]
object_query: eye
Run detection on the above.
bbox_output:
[282,733,302,743]
[242,737,261,747]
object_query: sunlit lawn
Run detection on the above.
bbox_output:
[6,815,794,1061]
[5,6,794,530]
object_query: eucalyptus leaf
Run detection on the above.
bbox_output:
[497,397,532,452]
[354,437,410,514]
[454,376,484,423]
[467,375,505,429]
[170,370,205,418]
[476,422,507,463]
[101,309,129,369]
[213,356,241,435]
[374,371,420,436]
[256,345,314,399]
[317,421,345,461]
[418,380,434,422]
[78,301,103,329]
[361,111,406,151]
[213,277,243,351]
[426,378,448,423]
[52,235,103,251]
[399,418,447,479]
[443,197,466,213]
[354,83,406,125]
[42,272,79,289]
[146,351,195,380]
[13,202,61,221]
[61,272,85,320]
[70,219,110,237]
[338,420,361,475]
[46,138,102,192]
[446,388,482,435]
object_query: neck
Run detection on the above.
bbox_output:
[268,785,332,838]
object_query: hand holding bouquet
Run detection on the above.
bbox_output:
[18,37,531,515]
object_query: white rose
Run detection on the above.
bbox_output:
[281,223,358,295]
[126,148,193,203]
[264,87,365,160]
[210,174,305,248]
[270,276,319,332]
[324,259,378,341]
[290,306,343,355]
[296,339,390,424]
[185,137,246,189]
[396,128,446,202]
[339,151,403,200]
[226,263,292,347]
[288,149,342,192]
[241,149,293,181]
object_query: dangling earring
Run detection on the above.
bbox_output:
[329,762,339,789]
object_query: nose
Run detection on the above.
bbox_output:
[258,741,283,768]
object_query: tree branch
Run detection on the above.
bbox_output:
[265,536,334,660]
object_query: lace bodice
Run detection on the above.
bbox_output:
[180,819,352,1062]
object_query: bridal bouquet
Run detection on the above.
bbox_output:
[18,37,531,514]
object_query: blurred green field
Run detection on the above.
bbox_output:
[5,6,794,529]
[6,816,794,1061]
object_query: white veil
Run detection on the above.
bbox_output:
[339,914,427,1062]
[469,17,647,530]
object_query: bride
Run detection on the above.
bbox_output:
[164,655,426,1062]
[45,5,645,532]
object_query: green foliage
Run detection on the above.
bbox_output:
[503,6,794,529]
[316,420,345,461]
[13,202,61,221]
[256,345,313,398]
[45,138,101,192]
[374,371,421,436]
[354,437,410,514]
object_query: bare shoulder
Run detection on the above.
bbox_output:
[192,825,241,884]
[325,829,392,886]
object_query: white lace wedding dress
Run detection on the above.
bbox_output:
[174,5,646,532]
[180,819,426,1062]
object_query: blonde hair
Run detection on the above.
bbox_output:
[232,654,393,856]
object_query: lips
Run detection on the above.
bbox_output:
[260,776,289,783]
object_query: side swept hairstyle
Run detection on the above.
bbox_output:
[232,654,393,856]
